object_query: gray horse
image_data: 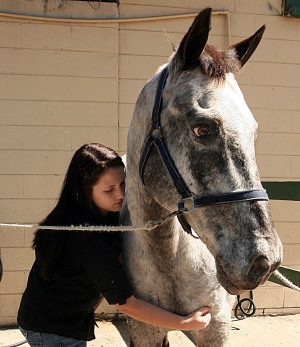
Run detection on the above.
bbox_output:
[122,8,283,347]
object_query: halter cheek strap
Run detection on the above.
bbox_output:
[139,67,192,200]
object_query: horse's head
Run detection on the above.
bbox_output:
[128,8,282,295]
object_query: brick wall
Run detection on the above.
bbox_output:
[0,0,299,325]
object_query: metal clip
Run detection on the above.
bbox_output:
[146,218,164,230]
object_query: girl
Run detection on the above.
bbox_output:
[18,143,210,346]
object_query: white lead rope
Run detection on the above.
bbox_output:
[273,269,300,292]
[0,209,183,232]
[0,222,153,232]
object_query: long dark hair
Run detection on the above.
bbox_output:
[33,143,124,280]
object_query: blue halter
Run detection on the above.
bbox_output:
[139,66,269,214]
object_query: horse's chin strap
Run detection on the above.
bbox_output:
[139,66,270,237]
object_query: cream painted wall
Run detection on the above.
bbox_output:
[0,0,299,325]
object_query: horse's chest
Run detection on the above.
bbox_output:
[129,247,201,295]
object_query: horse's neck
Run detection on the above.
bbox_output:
[147,219,183,255]
[125,153,193,255]
[128,186,191,256]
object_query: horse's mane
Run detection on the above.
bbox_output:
[199,45,241,82]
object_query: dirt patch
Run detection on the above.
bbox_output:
[0,314,299,347]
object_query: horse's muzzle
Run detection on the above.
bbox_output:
[215,255,281,295]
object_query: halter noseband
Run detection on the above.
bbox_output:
[139,66,268,218]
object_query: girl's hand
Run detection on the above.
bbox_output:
[181,306,211,330]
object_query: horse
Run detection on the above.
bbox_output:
[121,8,283,347]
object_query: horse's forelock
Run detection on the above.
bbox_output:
[200,45,241,82]
[169,44,241,83]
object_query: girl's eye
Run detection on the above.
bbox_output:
[105,189,113,193]
[194,126,210,138]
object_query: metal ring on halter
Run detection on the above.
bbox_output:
[178,196,196,213]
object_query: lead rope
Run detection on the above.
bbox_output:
[0,222,152,232]
[0,206,184,232]
[0,210,179,233]
[273,269,300,292]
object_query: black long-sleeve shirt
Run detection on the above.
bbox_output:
[17,229,133,341]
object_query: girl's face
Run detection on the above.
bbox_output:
[91,166,126,216]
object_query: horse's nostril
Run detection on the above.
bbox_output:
[253,255,270,272]
[246,256,270,283]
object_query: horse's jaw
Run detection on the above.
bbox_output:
[215,258,245,295]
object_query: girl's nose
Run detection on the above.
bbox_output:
[116,185,125,199]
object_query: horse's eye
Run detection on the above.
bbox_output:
[194,126,210,138]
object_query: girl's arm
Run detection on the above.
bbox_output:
[115,295,211,331]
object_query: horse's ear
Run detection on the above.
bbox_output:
[176,7,212,70]
[230,25,266,67]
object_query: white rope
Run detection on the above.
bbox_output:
[0,209,182,233]
[273,269,300,292]
[0,222,153,232]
